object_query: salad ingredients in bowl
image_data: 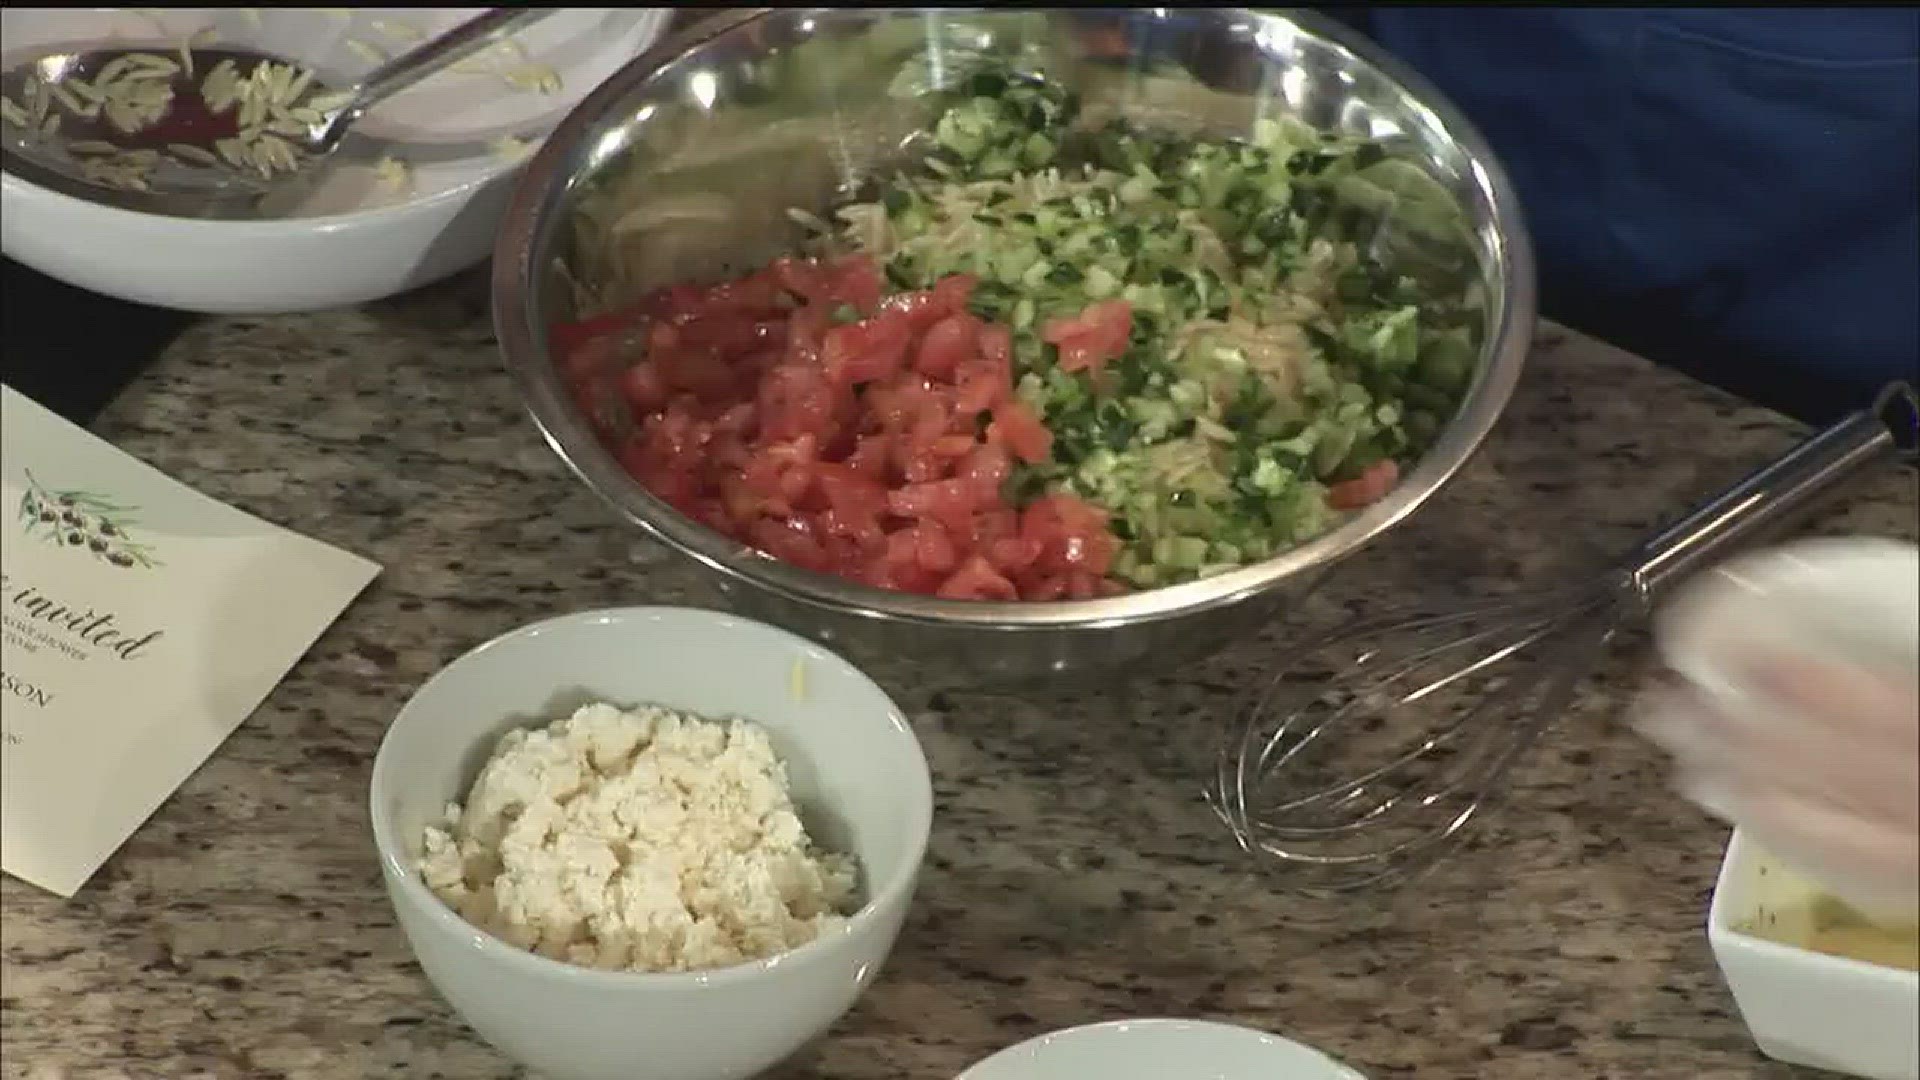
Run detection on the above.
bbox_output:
[554,70,1477,601]
[496,8,1533,686]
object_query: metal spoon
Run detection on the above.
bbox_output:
[0,8,555,218]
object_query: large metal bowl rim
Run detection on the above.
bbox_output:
[494,7,1536,631]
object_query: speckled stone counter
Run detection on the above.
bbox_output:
[3,272,1915,1080]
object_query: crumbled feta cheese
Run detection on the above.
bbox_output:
[419,702,859,974]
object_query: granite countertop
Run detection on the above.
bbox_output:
[2,272,1915,1080]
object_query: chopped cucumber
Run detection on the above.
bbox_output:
[808,66,1478,587]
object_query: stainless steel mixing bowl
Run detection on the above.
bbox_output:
[494,8,1535,688]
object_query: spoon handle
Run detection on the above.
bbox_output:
[343,9,559,117]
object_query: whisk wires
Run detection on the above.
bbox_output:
[1212,581,1627,893]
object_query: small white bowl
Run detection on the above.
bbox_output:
[369,607,933,1080]
[1709,830,1919,1080]
[0,7,669,313]
[957,1019,1367,1080]
[2,161,518,315]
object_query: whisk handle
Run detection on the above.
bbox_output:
[1624,381,1918,603]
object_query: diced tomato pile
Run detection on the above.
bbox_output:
[553,255,1127,601]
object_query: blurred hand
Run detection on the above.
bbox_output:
[1636,655,1920,914]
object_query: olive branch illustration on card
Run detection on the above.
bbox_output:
[16,470,162,569]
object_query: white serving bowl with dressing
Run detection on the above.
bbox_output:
[1709,830,1918,1080]
[368,606,933,1080]
[0,7,668,313]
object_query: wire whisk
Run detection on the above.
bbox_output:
[1211,381,1919,893]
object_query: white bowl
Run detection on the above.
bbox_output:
[1709,830,1919,1080]
[368,607,933,1080]
[957,1019,1367,1080]
[0,7,669,313]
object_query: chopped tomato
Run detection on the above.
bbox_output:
[845,433,893,479]
[970,508,1020,547]
[1021,493,1119,577]
[758,362,851,445]
[914,313,980,379]
[1042,299,1133,374]
[815,463,890,519]
[748,515,830,572]
[956,443,1013,500]
[652,347,736,402]
[884,273,978,329]
[619,360,669,415]
[769,258,830,304]
[937,555,1019,601]
[987,398,1053,465]
[556,255,1130,600]
[928,433,980,461]
[888,523,959,575]
[770,255,884,314]
[1064,571,1107,600]
[888,478,984,534]
[711,401,756,439]
[952,356,1010,416]
[977,322,1013,365]
[550,311,638,366]
[1326,459,1400,511]
[824,255,885,313]
[986,537,1044,574]
[822,310,913,386]
[1020,573,1071,601]
[673,314,788,356]
[865,375,943,435]
[816,504,887,549]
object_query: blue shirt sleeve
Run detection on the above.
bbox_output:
[1317,8,1920,421]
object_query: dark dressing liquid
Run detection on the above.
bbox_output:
[54,48,332,153]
